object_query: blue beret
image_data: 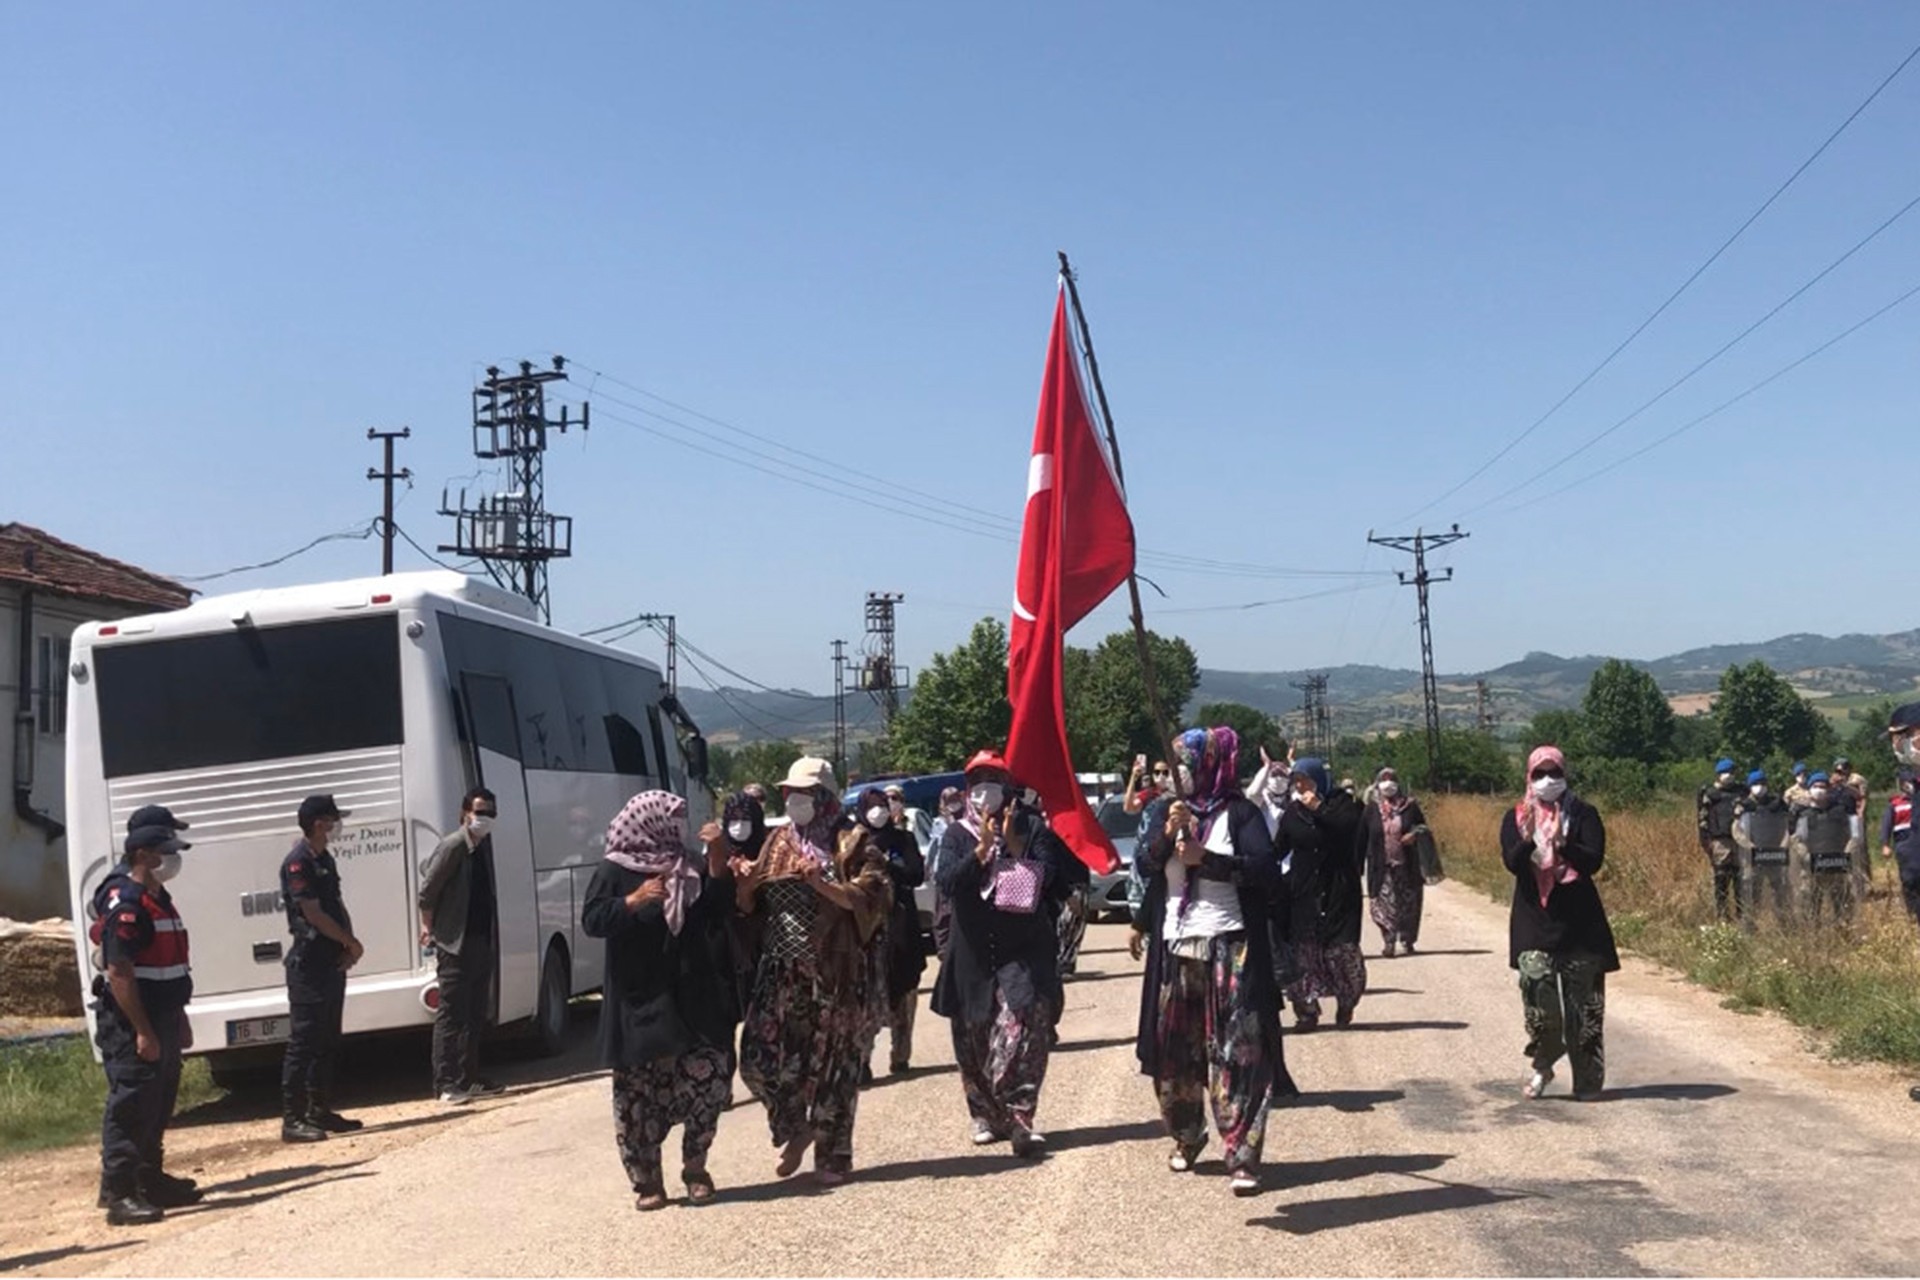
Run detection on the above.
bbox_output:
[1715,758,1735,774]
[1747,769,1766,785]
[1809,771,1830,786]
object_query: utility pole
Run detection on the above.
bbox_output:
[862,592,906,727]
[625,614,677,699]
[439,357,587,623]
[1289,673,1329,758]
[1368,525,1469,789]
[366,427,412,575]
[831,639,849,782]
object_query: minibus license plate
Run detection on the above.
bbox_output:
[226,1016,291,1047]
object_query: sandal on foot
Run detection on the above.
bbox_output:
[1523,1069,1554,1100]
[776,1135,812,1178]
[814,1167,848,1187]
[1168,1143,1202,1173]
[683,1168,717,1205]
[634,1187,669,1212]
[1229,1171,1262,1196]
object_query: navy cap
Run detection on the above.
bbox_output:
[1715,758,1735,774]
[1747,769,1766,785]
[1834,757,1852,771]
[1809,771,1830,786]
[1792,761,1807,775]
[126,804,188,833]
[297,794,351,827]
[1889,701,1920,732]
[126,824,190,855]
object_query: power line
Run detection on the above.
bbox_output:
[675,647,801,740]
[1397,36,1920,524]
[173,521,376,583]
[391,522,483,574]
[1497,276,1920,514]
[571,358,1389,583]
[1156,580,1394,616]
[1458,186,1920,517]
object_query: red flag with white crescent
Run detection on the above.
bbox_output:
[1005,283,1137,873]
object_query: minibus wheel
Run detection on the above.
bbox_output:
[531,940,570,1057]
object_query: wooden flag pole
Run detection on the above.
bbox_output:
[1057,250,1180,770]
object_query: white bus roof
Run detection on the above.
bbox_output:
[69,573,660,676]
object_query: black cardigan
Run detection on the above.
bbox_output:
[870,824,929,1000]
[1275,791,1365,947]
[581,861,741,1069]
[931,814,1081,1025]
[1132,794,1298,1101]
[1498,795,1619,972]
[1361,797,1429,900]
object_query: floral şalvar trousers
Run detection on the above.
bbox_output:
[611,1047,734,1192]
[951,988,1051,1137]
[1369,860,1424,948]
[1518,949,1605,1097]
[739,956,868,1172]
[1286,940,1367,1021]
[1154,933,1274,1174]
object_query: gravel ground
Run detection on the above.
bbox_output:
[4,882,1918,1277]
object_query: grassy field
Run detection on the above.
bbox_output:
[1423,793,1920,1069]
[0,1035,221,1159]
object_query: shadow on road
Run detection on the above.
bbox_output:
[1265,1152,1455,1187]
[0,1240,138,1274]
[1361,987,1424,996]
[1249,1174,1534,1235]
[200,1158,373,1195]
[1392,949,1493,958]
[1328,1020,1470,1034]
[862,1062,962,1090]
[168,1169,381,1218]
[173,1003,602,1127]
[1059,970,1137,986]
[1574,1083,1738,1104]
[1292,1089,1406,1113]
[1053,1035,1137,1055]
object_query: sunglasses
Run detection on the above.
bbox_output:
[474,808,499,819]
[1530,767,1565,781]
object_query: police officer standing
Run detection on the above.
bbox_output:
[92,805,198,1225]
[1796,772,1862,927]
[1879,767,1920,929]
[1783,762,1813,811]
[1732,770,1793,929]
[280,794,365,1142]
[1697,758,1744,923]
[1833,756,1872,899]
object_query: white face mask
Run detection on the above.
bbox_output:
[155,853,182,883]
[1749,784,1765,798]
[970,783,1006,814]
[1896,735,1920,766]
[1264,777,1289,801]
[467,814,495,840]
[1810,787,1830,805]
[865,805,890,828]
[1531,776,1568,803]
[726,820,753,843]
[785,795,816,827]
[1717,773,1732,785]
[1378,781,1400,799]
[1292,787,1317,807]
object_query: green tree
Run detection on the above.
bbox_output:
[1192,702,1285,779]
[709,739,804,806]
[1715,661,1827,768]
[1841,700,1898,793]
[1062,630,1202,773]
[884,618,1013,774]
[1523,709,1588,757]
[1581,659,1674,764]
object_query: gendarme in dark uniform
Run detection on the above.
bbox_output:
[279,794,365,1142]
[91,805,200,1225]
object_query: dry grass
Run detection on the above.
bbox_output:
[1424,793,1920,1068]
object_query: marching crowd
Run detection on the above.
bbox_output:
[83,724,1632,1223]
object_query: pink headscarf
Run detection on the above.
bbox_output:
[604,790,702,935]
[1520,745,1579,907]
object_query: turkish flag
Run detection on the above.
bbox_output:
[1005,285,1137,874]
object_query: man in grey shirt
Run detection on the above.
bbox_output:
[418,786,502,1104]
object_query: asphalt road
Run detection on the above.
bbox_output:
[5,882,1918,1277]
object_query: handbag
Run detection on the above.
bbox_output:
[1415,826,1445,885]
[990,858,1043,914]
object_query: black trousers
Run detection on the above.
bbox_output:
[432,934,493,1094]
[283,955,346,1118]
[1902,865,1920,927]
[97,1001,184,1196]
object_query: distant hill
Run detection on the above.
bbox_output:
[679,629,1920,744]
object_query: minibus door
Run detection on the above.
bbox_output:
[457,672,538,1026]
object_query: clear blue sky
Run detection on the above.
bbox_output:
[7,2,1918,702]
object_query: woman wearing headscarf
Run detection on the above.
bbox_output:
[851,786,927,1078]
[1502,745,1617,1101]
[932,751,1077,1157]
[1275,758,1367,1030]
[733,758,892,1184]
[1362,767,1428,958]
[704,791,769,1012]
[1135,727,1296,1195]
[581,791,738,1210]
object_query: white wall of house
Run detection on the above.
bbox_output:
[0,590,139,921]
